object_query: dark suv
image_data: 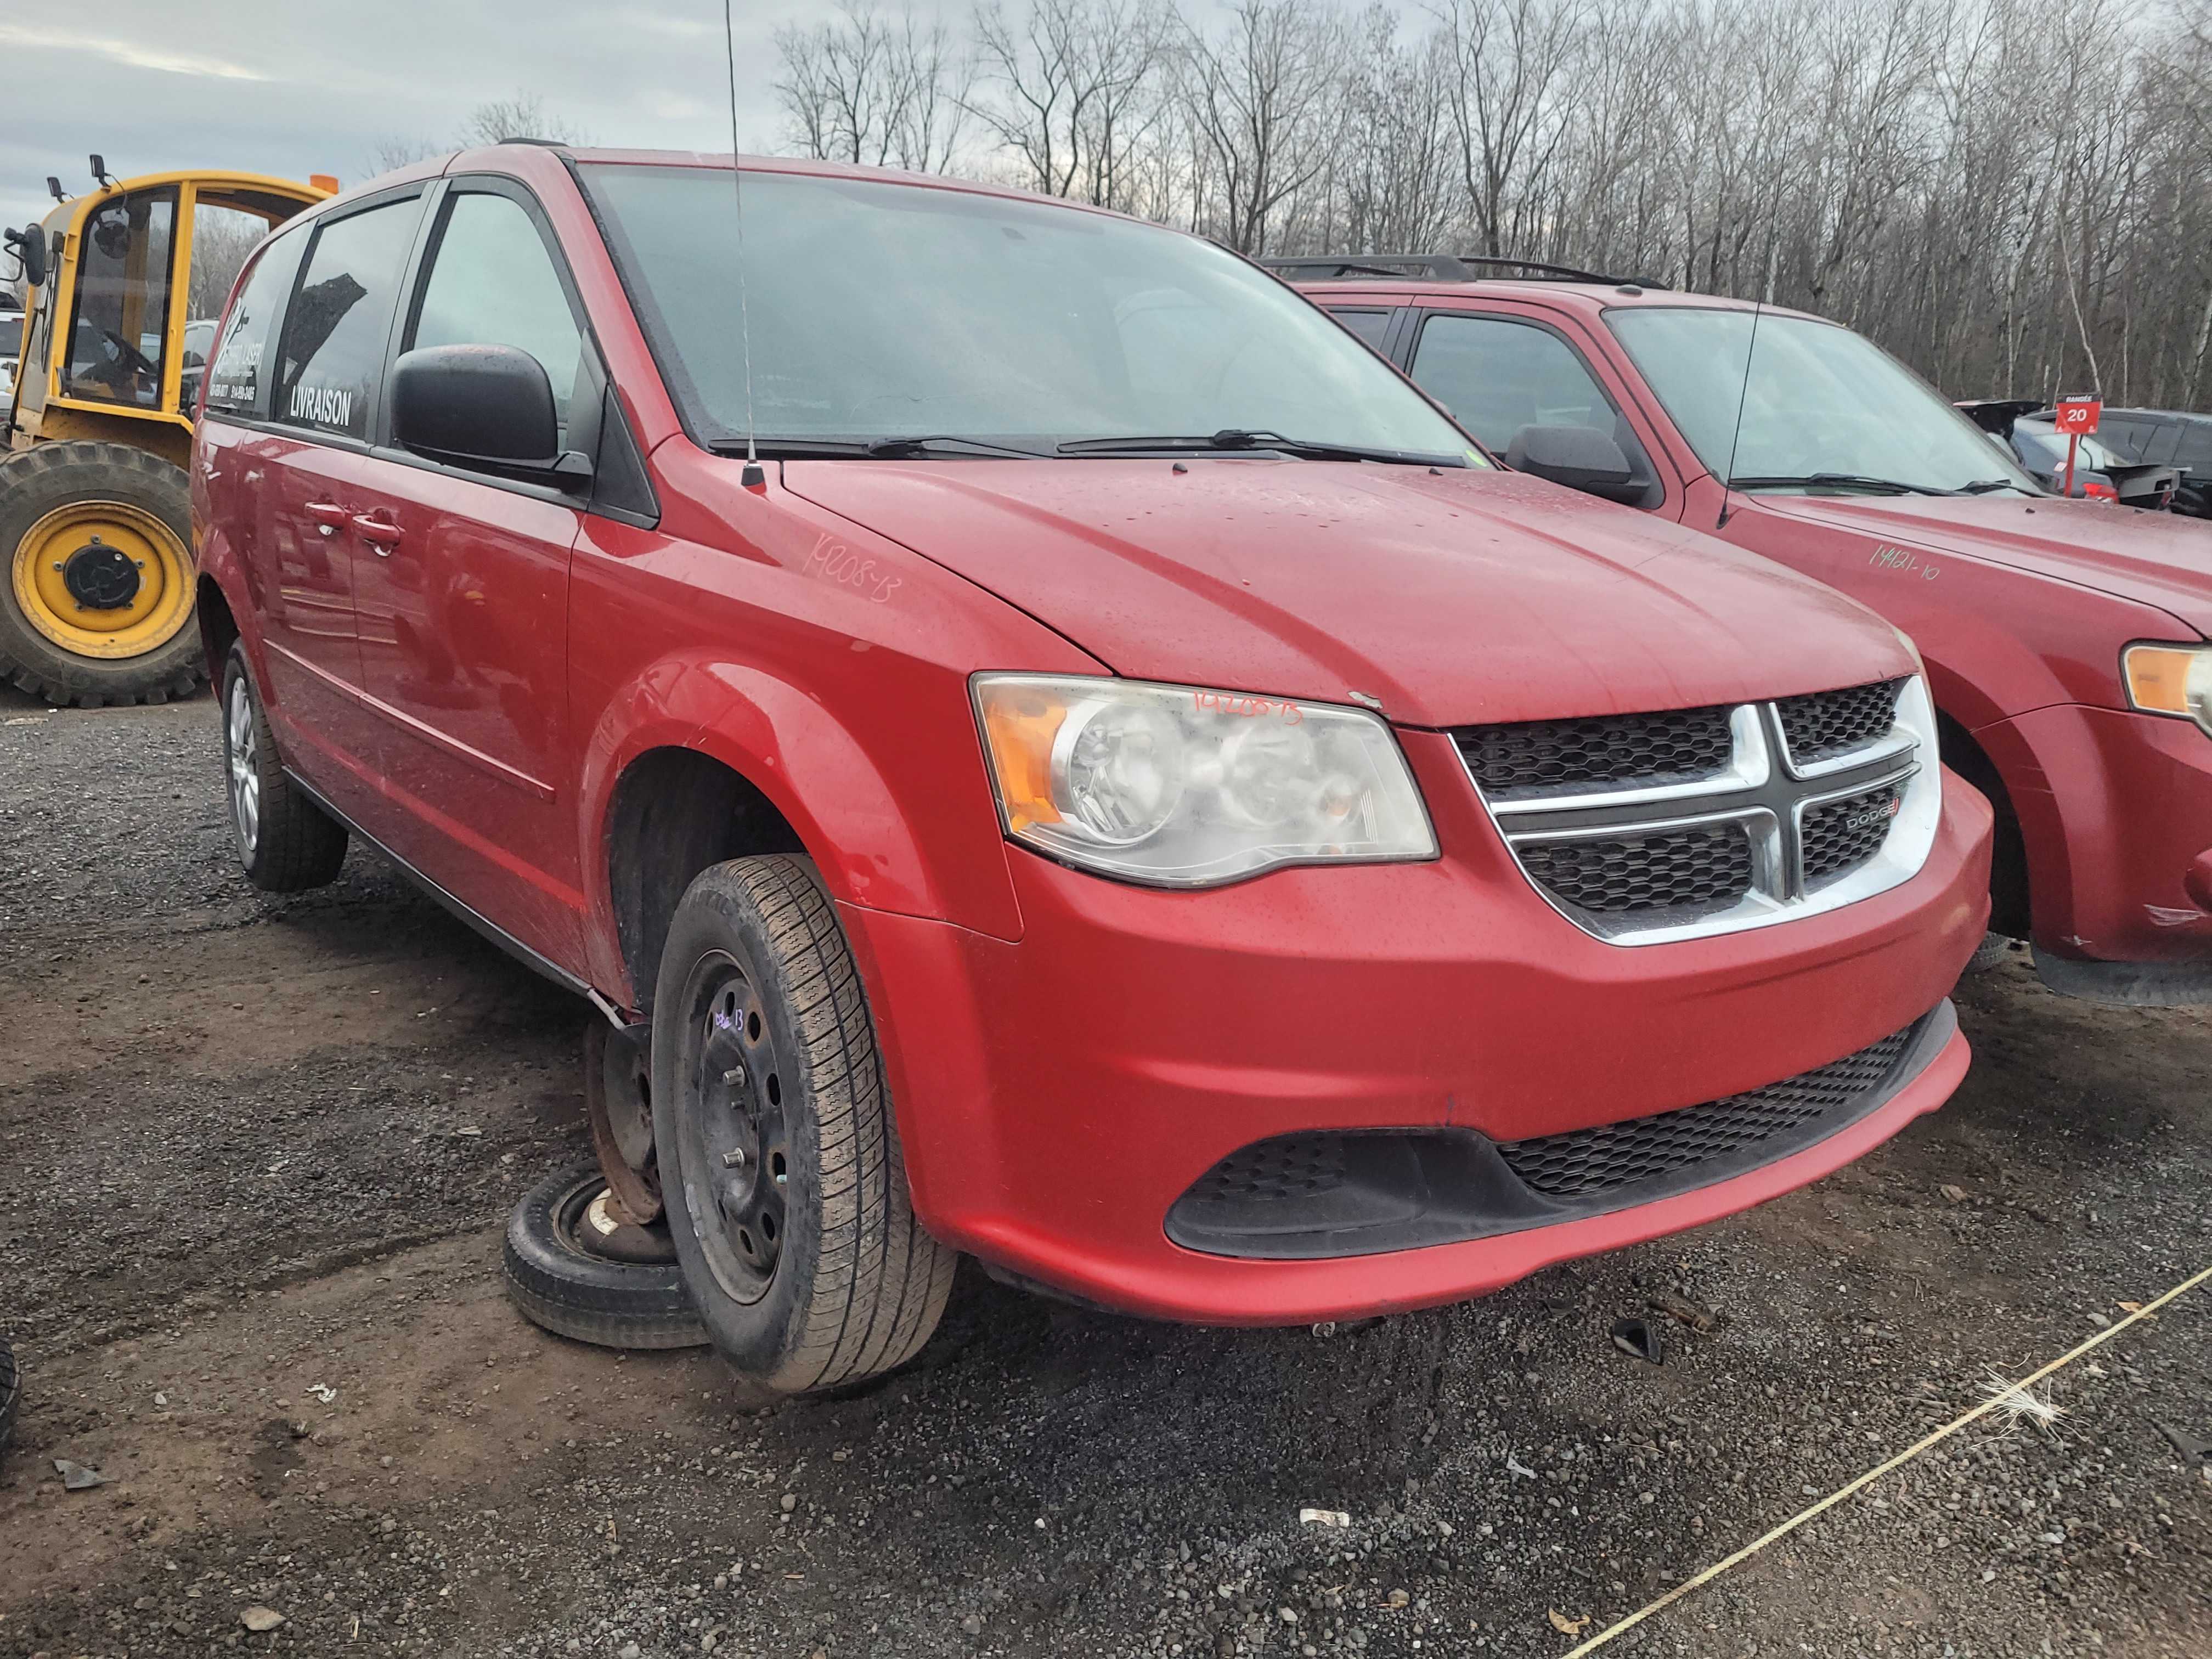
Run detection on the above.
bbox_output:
[2095,409,2212,519]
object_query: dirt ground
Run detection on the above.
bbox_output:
[2,687,2208,1659]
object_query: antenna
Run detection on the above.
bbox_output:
[1716,298,1764,529]
[721,0,765,492]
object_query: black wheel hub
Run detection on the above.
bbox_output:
[679,957,791,1302]
[63,539,141,610]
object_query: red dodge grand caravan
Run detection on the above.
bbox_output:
[191,148,1990,1395]
[1282,258,2212,1006]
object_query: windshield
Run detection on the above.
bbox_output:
[579,163,1476,461]
[1608,308,2036,494]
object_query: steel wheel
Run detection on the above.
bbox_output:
[675,952,792,1304]
[9,499,195,660]
[227,673,261,860]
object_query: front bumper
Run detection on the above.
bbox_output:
[842,737,1990,1324]
[1979,703,2212,965]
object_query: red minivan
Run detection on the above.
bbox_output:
[1282,257,2212,1006]
[193,149,1990,1396]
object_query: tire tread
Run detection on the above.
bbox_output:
[664,856,955,1395]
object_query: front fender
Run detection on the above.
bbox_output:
[574,648,1027,1003]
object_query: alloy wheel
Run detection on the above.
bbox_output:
[226,676,259,859]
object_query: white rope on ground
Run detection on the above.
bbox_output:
[1558,1261,2212,1657]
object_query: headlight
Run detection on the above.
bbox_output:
[973,674,1436,887]
[2121,644,2212,735]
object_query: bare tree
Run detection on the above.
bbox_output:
[967,0,1172,206]
[461,91,594,148]
[1176,0,1347,253]
[756,0,2212,411]
[777,0,973,171]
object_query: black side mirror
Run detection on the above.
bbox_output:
[389,343,589,487]
[5,225,46,290]
[1506,424,1641,504]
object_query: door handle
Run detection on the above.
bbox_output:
[352,513,402,555]
[304,500,349,536]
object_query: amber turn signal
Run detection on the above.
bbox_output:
[2121,644,2212,732]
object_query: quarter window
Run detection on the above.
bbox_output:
[408,190,586,443]
[275,196,422,441]
[1328,309,1393,351]
[204,228,308,417]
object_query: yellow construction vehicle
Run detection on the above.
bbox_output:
[1,157,331,704]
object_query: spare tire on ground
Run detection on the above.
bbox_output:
[502,1164,707,1350]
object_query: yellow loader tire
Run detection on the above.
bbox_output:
[0,442,206,707]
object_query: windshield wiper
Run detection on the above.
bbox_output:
[1728,472,1958,497]
[861,435,1048,459]
[1057,428,1461,466]
[707,436,1046,460]
[1956,478,2027,495]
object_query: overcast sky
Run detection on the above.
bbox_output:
[0,0,851,241]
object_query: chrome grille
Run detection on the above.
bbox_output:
[1778,679,1906,767]
[1801,783,1902,883]
[1457,704,1734,794]
[1498,1024,1915,1197]
[1455,678,1936,945]
[1517,823,1752,912]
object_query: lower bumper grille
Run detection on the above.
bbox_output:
[1494,1025,1914,1198]
[1165,1008,1948,1260]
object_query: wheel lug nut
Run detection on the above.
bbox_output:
[721,1064,746,1086]
[721,1148,747,1169]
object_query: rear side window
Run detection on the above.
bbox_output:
[275,196,422,441]
[204,228,307,417]
[2176,425,2212,473]
[407,190,586,444]
[1328,308,1393,351]
[2140,422,2182,466]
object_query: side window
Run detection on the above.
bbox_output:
[2096,417,2147,460]
[407,190,585,444]
[1328,308,1393,352]
[2176,425,2212,474]
[204,228,308,418]
[1411,314,1619,453]
[2140,422,2182,466]
[64,188,177,409]
[275,196,422,441]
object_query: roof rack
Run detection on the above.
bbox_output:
[1260,253,1668,290]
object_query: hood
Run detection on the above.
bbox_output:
[782,457,1914,727]
[1759,493,2212,636]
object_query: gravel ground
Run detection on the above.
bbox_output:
[1,686,2208,1659]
